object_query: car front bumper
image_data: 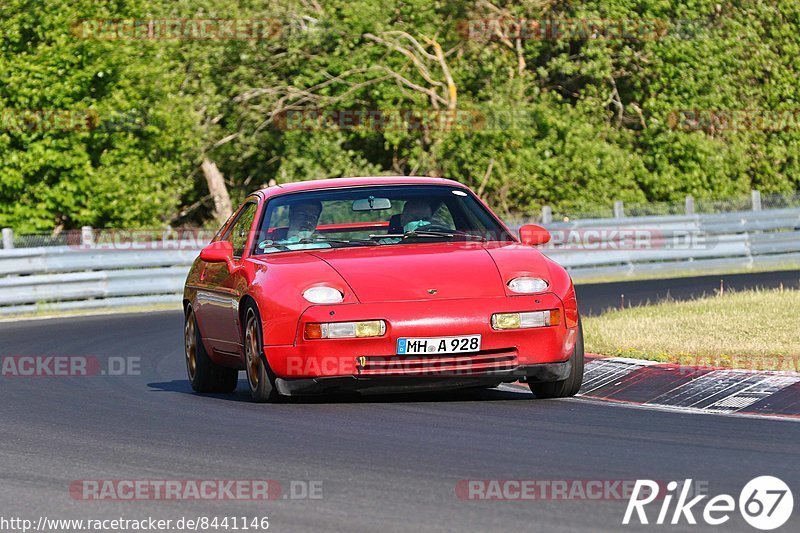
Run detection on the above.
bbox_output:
[264,294,578,381]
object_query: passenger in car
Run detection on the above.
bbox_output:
[269,200,323,242]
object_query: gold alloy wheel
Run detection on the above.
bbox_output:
[184,314,197,380]
[246,314,260,390]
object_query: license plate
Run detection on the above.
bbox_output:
[397,335,481,355]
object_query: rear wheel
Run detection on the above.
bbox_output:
[528,321,584,399]
[243,304,280,403]
[184,307,238,393]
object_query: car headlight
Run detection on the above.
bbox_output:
[507,277,549,294]
[303,286,344,304]
[491,310,561,330]
[305,320,386,339]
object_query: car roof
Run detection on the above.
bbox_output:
[255,176,467,198]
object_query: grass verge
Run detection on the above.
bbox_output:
[583,287,800,371]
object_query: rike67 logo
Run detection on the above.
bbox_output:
[624,477,793,530]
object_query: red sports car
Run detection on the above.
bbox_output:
[183,177,582,402]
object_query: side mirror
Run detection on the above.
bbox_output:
[519,224,551,246]
[200,240,236,271]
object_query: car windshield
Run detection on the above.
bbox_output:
[253,184,514,254]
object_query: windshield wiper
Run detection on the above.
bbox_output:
[297,237,377,246]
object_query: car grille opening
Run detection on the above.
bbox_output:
[356,348,519,376]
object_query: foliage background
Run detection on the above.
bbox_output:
[1,0,798,231]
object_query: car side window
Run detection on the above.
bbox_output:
[225,202,258,257]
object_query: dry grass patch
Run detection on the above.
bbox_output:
[583,288,800,371]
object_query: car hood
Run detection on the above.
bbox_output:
[307,242,554,303]
[308,243,508,303]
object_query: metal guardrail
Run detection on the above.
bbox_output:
[0,266,189,306]
[533,207,800,279]
[0,247,201,277]
[0,244,204,314]
[0,207,798,315]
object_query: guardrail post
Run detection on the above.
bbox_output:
[613,200,625,219]
[81,226,94,247]
[541,205,552,224]
[751,190,762,211]
[685,195,695,215]
[2,228,13,249]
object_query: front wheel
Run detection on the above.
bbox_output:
[184,307,238,393]
[529,321,584,399]
[243,304,280,403]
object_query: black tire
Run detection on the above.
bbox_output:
[528,320,584,399]
[243,303,280,403]
[184,307,238,393]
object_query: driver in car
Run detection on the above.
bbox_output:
[378,199,434,244]
[400,198,432,233]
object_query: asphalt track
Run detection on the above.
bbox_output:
[1,272,799,532]
[576,269,800,315]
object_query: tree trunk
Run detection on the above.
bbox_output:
[201,158,233,223]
